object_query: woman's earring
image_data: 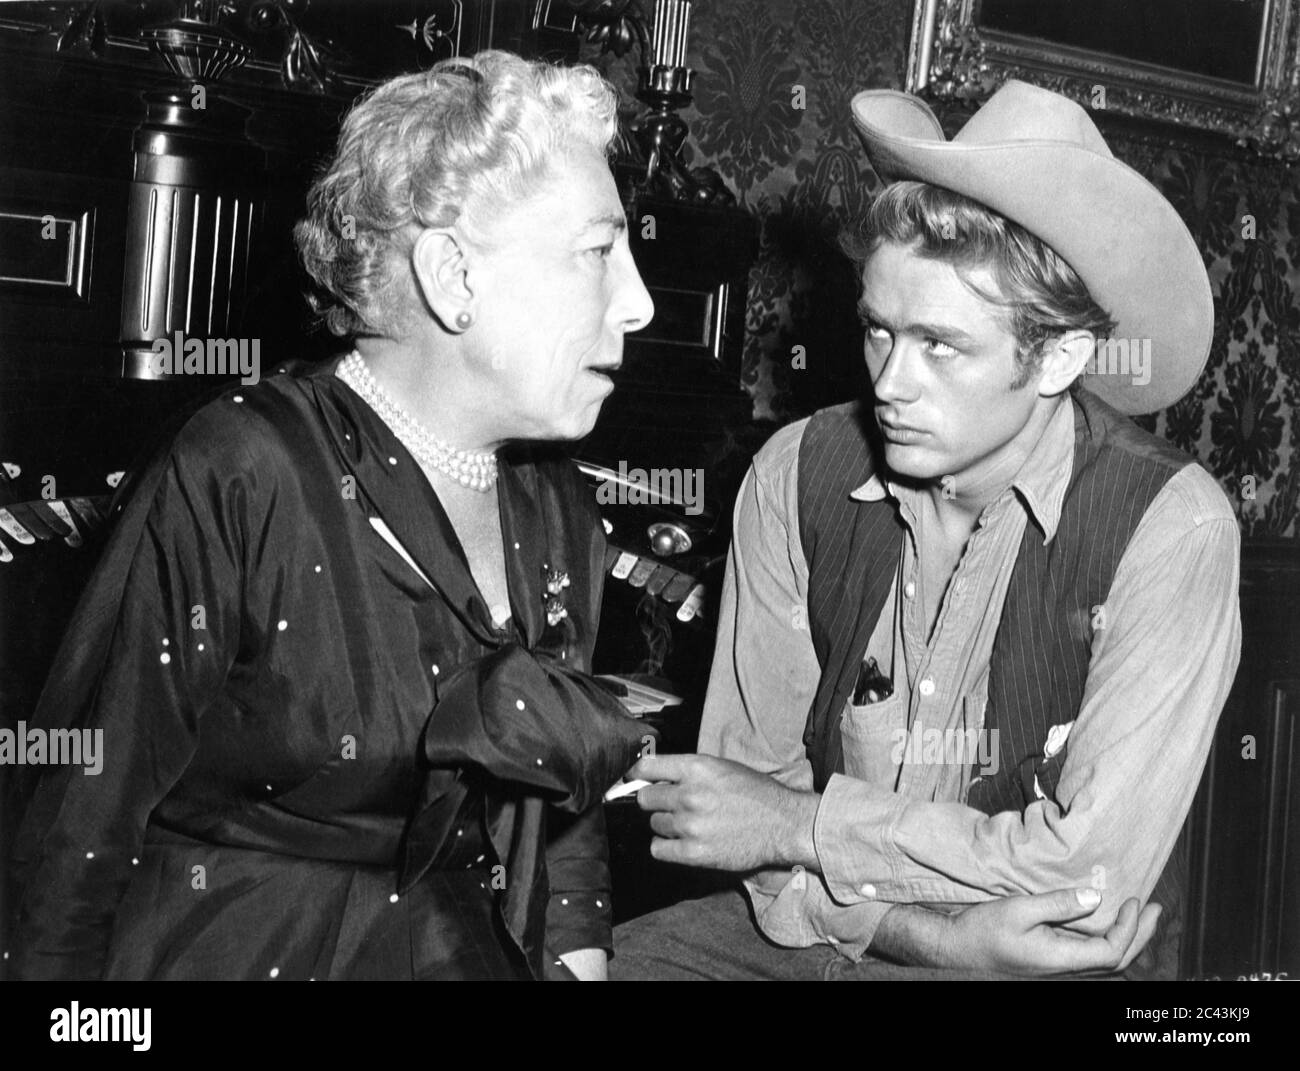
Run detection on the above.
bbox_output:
[455,312,473,330]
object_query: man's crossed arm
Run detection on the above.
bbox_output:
[627,751,1160,976]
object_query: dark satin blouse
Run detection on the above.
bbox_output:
[9,364,647,980]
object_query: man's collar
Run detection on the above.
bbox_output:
[849,396,1076,543]
[1012,396,1075,542]
[850,473,891,503]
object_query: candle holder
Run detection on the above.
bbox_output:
[631,0,732,204]
[569,0,734,205]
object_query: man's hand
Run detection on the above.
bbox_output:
[628,753,819,871]
[932,888,1161,976]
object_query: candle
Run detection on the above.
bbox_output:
[652,1,693,68]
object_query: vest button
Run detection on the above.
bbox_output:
[859,883,876,898]
[919,677,936,697]
[904,581,916,599]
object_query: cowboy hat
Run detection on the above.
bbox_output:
[850,80,1212,415]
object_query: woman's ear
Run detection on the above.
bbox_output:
[1038,330,1096,397]
[411,228,475,332]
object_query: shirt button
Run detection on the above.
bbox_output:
[903,581,916,599]
[919,678,936,697]
[859,883,876,898]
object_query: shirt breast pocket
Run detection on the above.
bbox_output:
[839,692,907,785]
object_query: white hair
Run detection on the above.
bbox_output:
[295,50,620,337]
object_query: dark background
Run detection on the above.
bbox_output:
[980,0,1269,85]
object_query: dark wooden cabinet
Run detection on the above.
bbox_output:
[1184,540,1300,979]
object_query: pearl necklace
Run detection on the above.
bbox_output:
[336,351,498,491]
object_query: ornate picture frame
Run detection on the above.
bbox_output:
[906,0,1300,161]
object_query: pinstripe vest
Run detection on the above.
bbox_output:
[797,389,1192,978]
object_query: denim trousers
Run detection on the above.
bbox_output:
[609,886,1021,981]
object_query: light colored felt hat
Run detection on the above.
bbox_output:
[851,80,1213,415]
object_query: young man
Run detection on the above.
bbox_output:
[611,81,1240,980]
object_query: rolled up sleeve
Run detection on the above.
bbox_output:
[544,805,614,956]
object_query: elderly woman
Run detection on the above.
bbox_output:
[8,51,654,981]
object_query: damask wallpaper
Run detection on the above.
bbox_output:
[585,0,1300,538]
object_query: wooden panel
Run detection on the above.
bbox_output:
[637,284,720,353]
[0,206,92,299]
[1183,541,1300,979]
[0,167,127,375]
[1259,680,1298,973]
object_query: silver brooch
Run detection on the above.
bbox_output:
[543,569,571,626]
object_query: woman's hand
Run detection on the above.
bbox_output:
[934,887,1162,976]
